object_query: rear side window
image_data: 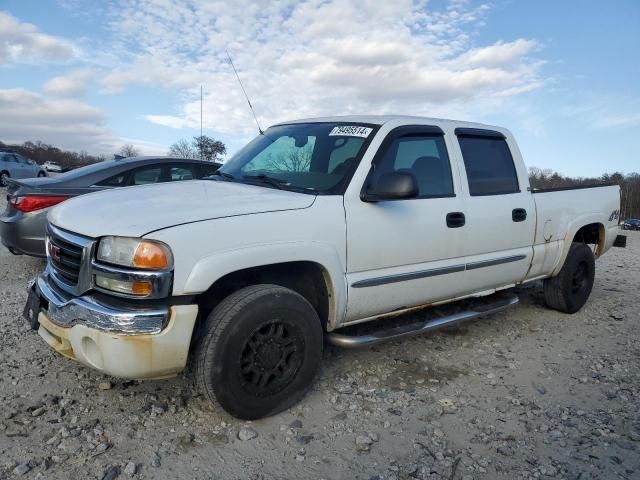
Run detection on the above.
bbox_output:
[132,166,163,185]
[373,134,454,198]
[96,173,127,187]
[169,165,194,181]
[458,135,519,196]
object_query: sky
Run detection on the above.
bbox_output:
[0,0,638,177]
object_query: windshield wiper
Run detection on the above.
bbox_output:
[242,173,287,190]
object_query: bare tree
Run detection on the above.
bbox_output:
[0,140,101,170]
[118,144,140,158]
[168,139,198,159]
[168,136,226,161]
[263,144,312,172]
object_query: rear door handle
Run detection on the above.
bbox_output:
[446,212,465,228]
[512,208,527,222]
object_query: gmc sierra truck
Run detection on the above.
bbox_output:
[24,116,626,419]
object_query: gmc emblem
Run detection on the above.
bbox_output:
[48,242,61,262]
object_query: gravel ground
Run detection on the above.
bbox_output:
[1,193,639,480]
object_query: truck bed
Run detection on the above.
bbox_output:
[525,183,621,280]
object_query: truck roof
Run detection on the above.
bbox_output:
[274,115,507,133]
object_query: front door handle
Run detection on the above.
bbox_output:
[446,212,465,228]
[512,208,527,222]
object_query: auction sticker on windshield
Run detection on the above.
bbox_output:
[329,126,373,138]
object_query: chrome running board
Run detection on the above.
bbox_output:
[326,293,519,348]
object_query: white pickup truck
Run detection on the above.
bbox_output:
[25,116,625,419]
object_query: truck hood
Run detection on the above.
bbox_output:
[48,180,316,238]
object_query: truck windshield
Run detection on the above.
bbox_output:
[217,122,378,194]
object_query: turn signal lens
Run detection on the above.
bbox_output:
[95,275,153,296]
[133,242,170,269]
[131,281,153,296]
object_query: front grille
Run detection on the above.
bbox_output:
[48,231,83,286]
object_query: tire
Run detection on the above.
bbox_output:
[194,284,324,419]
[0,171,9,187]
[37,171,46,177]
[543,242,595,313]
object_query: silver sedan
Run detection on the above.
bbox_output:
[0,151,47,186]
[1,156,220,257]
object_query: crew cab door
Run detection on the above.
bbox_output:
[344,126,469,322]
[453,128,535,291]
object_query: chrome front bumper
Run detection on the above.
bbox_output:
[36,270,168,334]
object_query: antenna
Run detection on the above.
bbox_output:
[225,50,263,135]
[200,85,203,160]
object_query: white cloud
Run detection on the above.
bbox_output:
[0,88,110,149]
[42,68,96,96]
[0,11,76,64]
[0,88,159,155]
[455,39,539,68]
[96,0,544,135]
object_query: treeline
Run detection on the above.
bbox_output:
[529,168,640,220]
[0,140,105,170]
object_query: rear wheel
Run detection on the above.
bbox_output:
[543,242,595,313]
[37,171,46,177]
[0,171,9,187]
[194,284,323,419]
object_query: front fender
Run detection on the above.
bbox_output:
[183,241,347,330]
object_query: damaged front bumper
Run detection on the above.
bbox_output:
[36,269,169,334]
[32,271,198,379]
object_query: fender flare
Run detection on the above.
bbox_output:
[183,241,347,330]
[551,214,604,276]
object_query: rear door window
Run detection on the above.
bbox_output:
[457,134,519,196]
[95,173,127,187]
[131,166,163,185]
[169,165,195,181]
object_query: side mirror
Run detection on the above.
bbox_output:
[361,171,418,202]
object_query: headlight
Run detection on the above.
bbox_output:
[97,236,173,270]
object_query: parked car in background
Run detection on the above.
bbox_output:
[43,161,66,173]
[1,156,220,256]
[623,218,640,231]
[0,151,47,186]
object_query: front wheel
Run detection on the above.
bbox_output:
[194,284,323,419]
[37,171,46,177]
[0,171,9,187]
[543,242,595,313]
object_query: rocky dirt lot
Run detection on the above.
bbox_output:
[1,192,639,480]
